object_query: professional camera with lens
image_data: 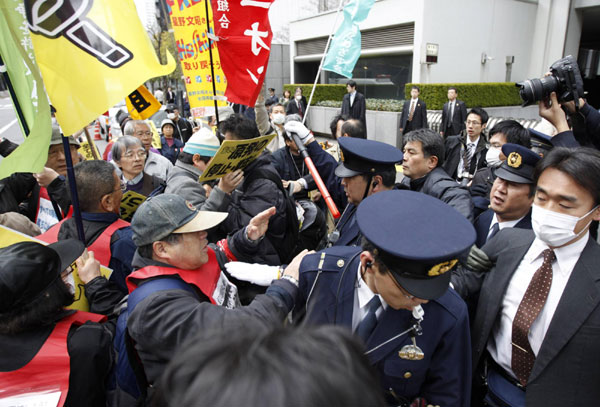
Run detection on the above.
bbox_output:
[516,55,584,107]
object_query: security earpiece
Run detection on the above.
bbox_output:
[372,181,379,188]
[366,261,373,268]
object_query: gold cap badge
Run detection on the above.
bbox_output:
[507,152,522,168]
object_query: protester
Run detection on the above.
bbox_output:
[160,118,184,164]
[255,90,286,151]
[296,190,474,406]
[123,119,173,180]
[340,119,366,139]
[158,323,385,407]
[0,240,113,406]
[36,160,136,294]
[112,136,165,198]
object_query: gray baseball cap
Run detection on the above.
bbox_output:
[50,125,80,147]
[131,194,228,246]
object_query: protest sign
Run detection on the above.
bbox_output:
[78,139,102,161]
[120,191,147,222]
[126,85,162,120]
[199,133,274,182]
[148,120,162,149]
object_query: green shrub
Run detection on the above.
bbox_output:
[284,84,346,104]
[406,83,522,110]
[314,99,404,111]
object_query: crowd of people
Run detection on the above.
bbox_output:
[0,76,599,407]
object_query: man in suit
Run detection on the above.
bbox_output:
[286,88,306,118]
[296,190,475,406]
[443,107,489,183]
[440,87,467,138]
[400,85,428,135]
[473,144,539,248]
[452,146,600,406]
[341,80,367,137]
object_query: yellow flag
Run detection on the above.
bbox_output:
[27,0,175,136]
[126,85,162,120]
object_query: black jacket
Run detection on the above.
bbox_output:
[440,99,467,136]
[270,146,315,200]
[443,132,487,180]
[403,167,474,222]
[400,98,428,133]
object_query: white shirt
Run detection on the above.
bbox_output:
[457,135,479,177]
[488,213,526,239]
[352,264,387,332]
[487,233,590,378]
[350,91,356,107]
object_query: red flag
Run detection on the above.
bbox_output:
[212,0,275,106]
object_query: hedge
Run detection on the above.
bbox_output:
[315,99,403,112]
[405,82,522,110]
[284,84,346,104]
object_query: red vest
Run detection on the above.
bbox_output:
[126,247,222,304]
[36,218,130,267]
[0,311,106,407]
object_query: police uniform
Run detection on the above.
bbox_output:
[327,137,402,248]
[297,190,475,406]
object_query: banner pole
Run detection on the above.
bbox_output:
[0,52,30,137]
[203,0,221,125]
[61,134,85,243]
[302,0,346,125]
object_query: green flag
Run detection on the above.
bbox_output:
[0,0,52,179]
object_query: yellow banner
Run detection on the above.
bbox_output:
[120,190,147,222]
[27,0,175,136]
[126,85,162,120]
[0,225,112,312]
[167,0,227,118]
[199,134,274,181]
[78,139,101,161]
[148,120,162,150]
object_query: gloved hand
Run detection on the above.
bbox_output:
[466,245,492,273]
[224,262,281,286]
[284,121,313,145]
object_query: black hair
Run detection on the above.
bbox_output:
[448,86,458,93]
[0,278,73,334]
[403,128,445,167]
[157,322,385,407]
[411,85,420,92]
[138,233,183,259]
[467,107,489,124]
[177,151,211,166]
[341,119,366,139]
[347,80,357,88]
[329,114,349,138]
[218,113,260,140]
[533,147,600,205]
[71,160,117,212]
[361,168,396,188]
[488,120,531,148]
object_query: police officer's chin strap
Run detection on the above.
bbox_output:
[362,174,374,201]
[364,305,425,356]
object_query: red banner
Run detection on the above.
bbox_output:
[211,0,275,107]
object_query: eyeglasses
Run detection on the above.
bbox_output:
[465,120,481,126]
[123,149,147,159]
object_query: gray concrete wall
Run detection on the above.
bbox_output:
[264,44,290,98]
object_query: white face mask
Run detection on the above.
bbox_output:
[167,113,176,120]
[295,95,302,101]
[531,203,598,247]
[485,147,502,168]
[272,113,285,125]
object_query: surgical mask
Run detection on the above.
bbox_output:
[167,113,176,120]
[485,147,501,168]
[272,113,285,125]
[295,95,302,101]
[531,203,598,247]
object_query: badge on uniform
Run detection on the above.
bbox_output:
[399,305,425,360]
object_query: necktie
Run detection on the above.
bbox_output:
[298,100,303,117]
[487,222,500,242]
[511,249,556,386]
[408,100,416,121]
[463,143,476,174]
[355,296,381,342]
[449,101,455,122]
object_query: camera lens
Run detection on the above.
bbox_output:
[516,76,559,106]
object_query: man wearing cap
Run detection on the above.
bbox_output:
[0,125,77,232]
[37,160,136,294]
[473,144,540,248]
[121,194,304,396]
[402,128,474,222]
[165,128,243,211]
[123,119,173,180]
[453,147,600,406]
[165,103,196,143]
[295,190,474,406]
[0,240,113,406]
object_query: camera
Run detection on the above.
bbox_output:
[516,55,584,107]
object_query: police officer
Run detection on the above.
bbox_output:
[326,137,402,247]
[296,190,475,406]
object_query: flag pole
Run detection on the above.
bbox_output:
[203,0,221,125]
[302,0,346,125]
[0,53,30,136]
[61,133,86,243]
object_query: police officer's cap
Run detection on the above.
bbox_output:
[357,190,475,300]
[495,143,541,184]
[528,128,553,154]
[335,137,403,178]
[0,240,85,313]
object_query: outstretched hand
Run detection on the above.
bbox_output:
[247,206,276,241]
